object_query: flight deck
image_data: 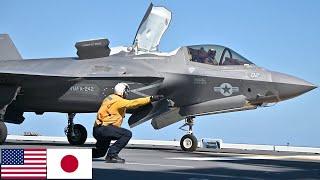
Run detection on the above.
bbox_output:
[3,137,320,180]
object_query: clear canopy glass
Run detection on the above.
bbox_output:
[187,45,253,66]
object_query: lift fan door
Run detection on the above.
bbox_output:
[133,3,172,52]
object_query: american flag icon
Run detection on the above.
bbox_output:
[1,148,47,179]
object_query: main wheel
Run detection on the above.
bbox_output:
[67,124,87,145]
[180,134,198,152]
[0,121,7,145]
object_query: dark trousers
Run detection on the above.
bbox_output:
[92,125,132,158]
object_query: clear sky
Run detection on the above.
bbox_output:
[1,0,319,147]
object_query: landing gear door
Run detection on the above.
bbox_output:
[133,3,172,53]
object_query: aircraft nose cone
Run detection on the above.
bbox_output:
[271,71,317,100]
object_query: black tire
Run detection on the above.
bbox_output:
[67,124,87,145]
[180,134,198,152]
[0,121,7,145]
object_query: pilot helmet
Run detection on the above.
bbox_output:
[208,49,216,55]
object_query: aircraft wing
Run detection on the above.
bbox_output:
[133,3,172,52]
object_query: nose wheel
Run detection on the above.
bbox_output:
[64,113,87,145]
[179,117,198,152]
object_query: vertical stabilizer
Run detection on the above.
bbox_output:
[0,34,22,60]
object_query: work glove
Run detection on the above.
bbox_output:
[150,95,164,102]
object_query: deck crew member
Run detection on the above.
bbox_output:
[93,82,163,163]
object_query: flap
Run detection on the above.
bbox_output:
[133,3,172,52]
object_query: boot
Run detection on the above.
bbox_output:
[105,154,125,163]
[92,148,106,158]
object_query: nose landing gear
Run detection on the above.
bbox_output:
[64,113,87,145]
[179,116,198,152]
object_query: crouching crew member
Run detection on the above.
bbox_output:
[93,82,163,163]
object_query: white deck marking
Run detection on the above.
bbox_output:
[281,155,320,161]
[167,157,243,161]
[167,154,320,161]
[126,162,194,168]
[164,171,250,179]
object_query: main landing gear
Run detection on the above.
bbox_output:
[179,116,198,152]
[0,87,21,145]
[0,121,7,145]
[64,113,87,145]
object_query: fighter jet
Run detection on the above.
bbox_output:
[0,4,316,151]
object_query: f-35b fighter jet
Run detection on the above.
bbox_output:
[0,4,316,151]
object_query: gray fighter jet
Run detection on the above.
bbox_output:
[0,4,316,151]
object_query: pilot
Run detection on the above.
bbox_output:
[198,47,208,63]
[205,49,218,65]
[92,83,163,163]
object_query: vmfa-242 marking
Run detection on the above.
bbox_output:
[0,4,316,152]
[69,85,96,93]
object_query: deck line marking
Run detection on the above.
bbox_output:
[126,162,194,168]
[164,171,255,179]
[167,155,320,161]
[167,157,242,161]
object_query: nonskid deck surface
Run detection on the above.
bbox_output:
[2,142,320,180]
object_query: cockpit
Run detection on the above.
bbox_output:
[187,45,253,66]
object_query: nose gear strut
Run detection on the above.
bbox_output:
[179,116,198,152]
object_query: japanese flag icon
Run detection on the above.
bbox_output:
[47,149,92,179]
